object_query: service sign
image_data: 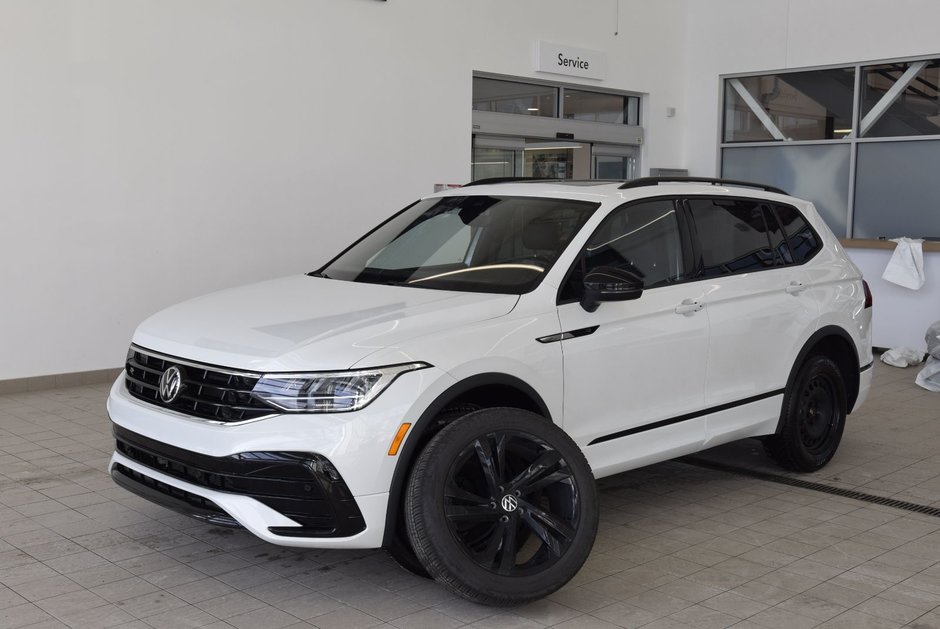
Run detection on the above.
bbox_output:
[535,41,607,81]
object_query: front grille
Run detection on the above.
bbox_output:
[113,425,366,537]
[125,347,274,423]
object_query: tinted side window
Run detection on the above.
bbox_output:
[773,204,821,264]
[761,205,792,265]
[688,198,780,277]
[561,200,684,300]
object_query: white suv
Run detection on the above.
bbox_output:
[108,177,872,605]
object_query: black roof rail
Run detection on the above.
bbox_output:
[461,177,566,187]
[618,176,788,196]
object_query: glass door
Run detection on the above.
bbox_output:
[592,144,637,180]
[472,136,524,181]
[472,137,638,182]
[472,147,518,180]
[523,141,589,179]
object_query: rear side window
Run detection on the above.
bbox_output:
[688,198,786,277]
[772,204,821,264]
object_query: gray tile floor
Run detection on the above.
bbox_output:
[1,361,939,628]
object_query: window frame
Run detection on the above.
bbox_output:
[719,53,940,238]
[472,73,643,126]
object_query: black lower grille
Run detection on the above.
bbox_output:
[113,425,365,537]
[112,463,241,528]
[125,346,273,423]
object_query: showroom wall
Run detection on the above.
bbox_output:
[683,0,940,177]
[0,0,690,380]
[681,0,940,351]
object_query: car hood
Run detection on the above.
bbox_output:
[132,275,519,372]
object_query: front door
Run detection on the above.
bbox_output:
[556,199,709,478]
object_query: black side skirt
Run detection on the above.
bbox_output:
[588,388,785,446]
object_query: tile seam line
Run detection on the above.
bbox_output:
[678,457,940,520]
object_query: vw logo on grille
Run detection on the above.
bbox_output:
[500,494,518,512]
[158,366,183,403]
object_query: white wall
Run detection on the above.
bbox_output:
[684,0,940,177]
[848,249,940,351]
[0,0,690,380]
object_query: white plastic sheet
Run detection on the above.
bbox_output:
[915,319,940,392]
[882,237,926,290]
[881,347,926,368]
[916,359,940,392]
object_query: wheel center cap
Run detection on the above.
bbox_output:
[500,494,518,512]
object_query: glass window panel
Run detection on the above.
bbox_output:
[853,140,940,239]
[761,206,791,265]
[563,89,639,124]
[723,69,855,142]
[585,200,684,287]
[627,97,639,126]
[560,200,684,299]
[369,213,472,268]
[524,147,574,179]
[721,143,849,236]
[860,59,940,137]
[471,147,516,181]
[771,204,821,264]
[687,199,778,276]
[324,196,597,294]
[594,154,636,180]
[472,78,557,117]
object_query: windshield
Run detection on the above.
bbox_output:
[317,195,599,294]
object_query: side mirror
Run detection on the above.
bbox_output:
[580,266,644,312]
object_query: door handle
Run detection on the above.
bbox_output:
[675,298,704,315]
[785,281,807,295]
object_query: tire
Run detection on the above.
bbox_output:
[386,526,429,577]
[385,404,480,578]
[404,407,597,606]
[764,355,847,473]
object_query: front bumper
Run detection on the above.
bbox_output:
[112,424,365,537]
[106,366,448,548]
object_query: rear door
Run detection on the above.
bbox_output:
[686,197,820,442]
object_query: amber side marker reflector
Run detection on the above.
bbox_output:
[388,423,411,456]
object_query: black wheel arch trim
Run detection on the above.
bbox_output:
[776,325,862,434]
[381,372,552,547]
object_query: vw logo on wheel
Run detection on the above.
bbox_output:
[158,366,183,403]
[500,494,518,512]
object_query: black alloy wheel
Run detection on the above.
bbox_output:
[765,355,847,473]
[797,372,838,455]
[404,408,597,605]
[444,430,579,577]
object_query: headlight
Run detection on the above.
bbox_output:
[250,362,430,413]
